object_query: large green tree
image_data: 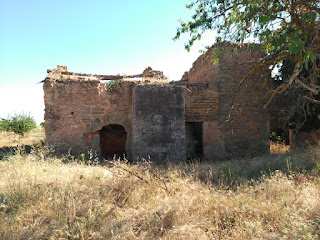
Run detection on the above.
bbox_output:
[175,0,319,101]
[175,0,320,133]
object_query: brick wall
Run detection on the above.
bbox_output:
[182,42,270,159]
[185,87,219,122]
[43,72,134,156]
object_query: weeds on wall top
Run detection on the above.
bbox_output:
[105,80,119,92]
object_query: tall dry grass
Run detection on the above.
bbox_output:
[270,141,290,154]
[0,146,320,239]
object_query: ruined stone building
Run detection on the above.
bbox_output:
[43,42,270,162]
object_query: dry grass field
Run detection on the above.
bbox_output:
[0,128,319,239]
[0,126,45,148]
[270,142,291,154]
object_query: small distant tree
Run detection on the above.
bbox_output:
[0,114,37,146]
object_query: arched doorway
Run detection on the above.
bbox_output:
[99,124,127,159]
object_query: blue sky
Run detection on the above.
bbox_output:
[0,0,216,124]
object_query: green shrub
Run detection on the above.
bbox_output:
[105,80,119,91]
[0,114,37,144]
[270,131,283,143]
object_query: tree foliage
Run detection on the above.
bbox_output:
[175,0,320,102]
[0,114,37,137]
[175,0,320,136]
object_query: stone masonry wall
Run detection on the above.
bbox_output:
[132,85,186,162]
[44,73,135,156]
[44,44,270,162]
[183,42,270,159]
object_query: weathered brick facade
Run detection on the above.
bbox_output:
[43,42,270,161]
[181,42,270,159]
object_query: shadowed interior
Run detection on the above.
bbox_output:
[99,124,127,159]
[186,122,203,160]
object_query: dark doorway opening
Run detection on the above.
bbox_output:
[186,122,203,160]
[99,124,127,159]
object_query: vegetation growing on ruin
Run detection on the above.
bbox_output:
[105,80,119,91]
